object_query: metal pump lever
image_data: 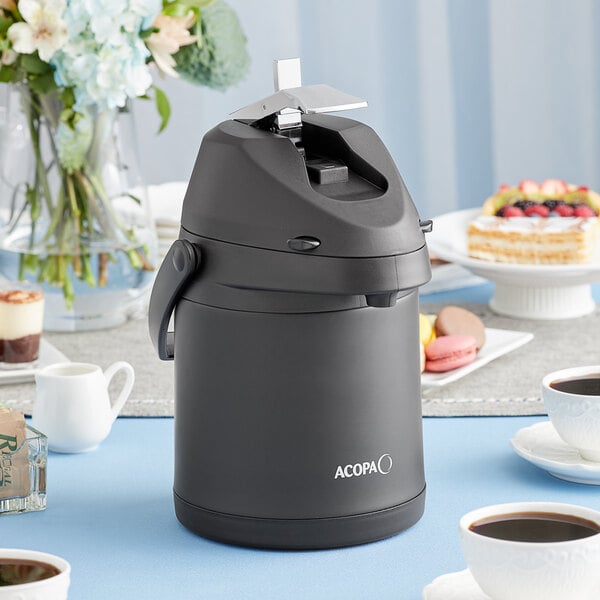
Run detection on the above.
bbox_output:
[230,58,367,128]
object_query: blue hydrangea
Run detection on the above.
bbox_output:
[50,0,161,110]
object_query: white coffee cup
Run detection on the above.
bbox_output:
[542,365,600,461]
[0,548,70,599]
[460,501,600,600]
[32,361,134,453]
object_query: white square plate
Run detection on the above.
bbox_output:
[421,327,533,387]
[0,339,69,385]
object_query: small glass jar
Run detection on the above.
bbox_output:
[0,424,47,514]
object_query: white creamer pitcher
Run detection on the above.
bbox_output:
[33,362,134,453]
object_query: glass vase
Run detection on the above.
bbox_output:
[0,85,156,331]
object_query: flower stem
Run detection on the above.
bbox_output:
[66,174,82,276]
[22,92,54,217]
[15,92,153,308]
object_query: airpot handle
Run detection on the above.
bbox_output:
[148,239,201,360]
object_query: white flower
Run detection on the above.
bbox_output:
[7,0,67,63]
[51,0,157,109]
[147,11,197,78]
[1,49,17,65]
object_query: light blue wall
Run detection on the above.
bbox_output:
[133,0,600,219]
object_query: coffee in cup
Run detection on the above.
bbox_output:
[0,558,60,585]
[542,365,600,461]
[460,502,600,600]
[0,549,70,599]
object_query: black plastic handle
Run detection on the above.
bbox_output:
[148,239,201,360]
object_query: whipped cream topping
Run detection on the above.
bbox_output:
[468,236,590,252]
[0,291,44,340]
[0,290,44,304]
[470,216,597,233]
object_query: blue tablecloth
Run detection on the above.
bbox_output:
[5,416,600,599]
[3,282,599,599]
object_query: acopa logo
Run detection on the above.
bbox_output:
[334,453,393,480]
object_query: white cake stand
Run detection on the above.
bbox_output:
[427,208,600,320]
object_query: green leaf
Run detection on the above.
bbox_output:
[0,65,14,83]
[139,26,159,39]
[0,15,12,36]
[59,107,75,125]
[162,3,189,17]
[28,72,58,95]
[181,0,215,8]
[21,53,52,75]
[153,84,171,134]
[60,86,76,109]
[163,0,212,17]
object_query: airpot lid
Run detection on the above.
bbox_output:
[180,59,430,259]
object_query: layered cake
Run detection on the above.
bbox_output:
[0,288,44,366]
[467,180,600,264]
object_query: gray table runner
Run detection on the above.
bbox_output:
[421,302,600,416]
[1,319,175,417]
[2,303,598,417]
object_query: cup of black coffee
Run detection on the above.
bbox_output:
[0,549,70,599]
[542,365,600,461]
[460,501,600,600]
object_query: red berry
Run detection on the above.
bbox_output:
[554,204,575,217]
[518,179,540,194]
[577,185,589,192]
[524,204,550,217]
[573,205,597,217]
[502,206,525,217]
[499,184,511,191]
[540,179,568,195]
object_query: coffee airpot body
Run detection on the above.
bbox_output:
[149,59,432,549]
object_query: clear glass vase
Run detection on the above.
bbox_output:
[0,85,156,331]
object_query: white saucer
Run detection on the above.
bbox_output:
[423,569,490,599]
[510,421,600,485]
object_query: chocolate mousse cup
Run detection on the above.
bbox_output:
[0,283,45,369]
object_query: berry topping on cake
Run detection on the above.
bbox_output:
[513,200,536,210]
[483,180,600,217]
[574,205,597,217]
[519,180,540,195]
[496,205,524,217]
[542,199,564,211]
[524,204,550,217]
[470,181,600,265]
[540,179,568,195]
[553,203,575,217]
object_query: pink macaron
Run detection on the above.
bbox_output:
[424,334,477,373]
